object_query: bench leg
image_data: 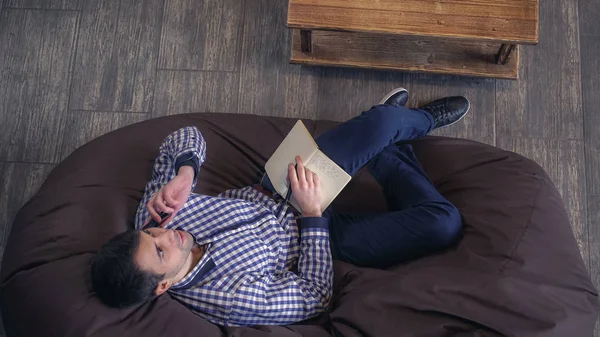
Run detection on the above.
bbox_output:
[301,30,312,53]
[496,44,516,65]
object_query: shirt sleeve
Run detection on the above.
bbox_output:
[228,218,333,326]
[134,127,207,229]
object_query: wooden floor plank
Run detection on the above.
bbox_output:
[556,140,589,269]
[59,111,148,161]
[579,0,600,36]
[582,34,600,337]
[4,0,81,10]
[152,70,239,117]
[588,195,600,337]
[0,10,78,163]
[496,138,589,270]
[238,0,321,119]
[581,35,600,195]
[496,0,582,139]
[315,68,409,122]
[409,75,497,146]
[69,0,164,112]
[158,0,244,71]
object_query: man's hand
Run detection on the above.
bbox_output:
[288,156,322,217]
[146,166,195,226]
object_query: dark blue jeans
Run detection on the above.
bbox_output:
[264,105,462,269]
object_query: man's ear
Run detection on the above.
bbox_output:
[155,279,172,296]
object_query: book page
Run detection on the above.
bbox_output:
[265,120,319,196]
[304,150,352,211]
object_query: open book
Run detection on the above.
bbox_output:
[265,120,352,213]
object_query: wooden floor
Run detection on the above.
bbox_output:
[0,0,598,335]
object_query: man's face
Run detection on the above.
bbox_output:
[135,228,195,280]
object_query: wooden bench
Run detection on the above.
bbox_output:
[287,0,539,79]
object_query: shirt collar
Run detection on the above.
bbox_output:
[170,244,215,290]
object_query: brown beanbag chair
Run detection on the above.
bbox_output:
[1,113,598,337]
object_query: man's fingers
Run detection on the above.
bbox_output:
[158,202,175,214]
[305,168,313,186]
[313,173,320,188]
[158,191,176,213]
[149,191,175,218]
[147,197,161,222]
[164,193,178,209]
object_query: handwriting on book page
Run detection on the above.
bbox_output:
[307,151,345,181]
[304,150,352,211]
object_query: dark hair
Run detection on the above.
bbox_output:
[91,230,164,308]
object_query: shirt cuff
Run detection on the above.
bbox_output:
[299,217,329,230]
[175,153,199,179]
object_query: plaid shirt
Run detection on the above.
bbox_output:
[134,127,333,327]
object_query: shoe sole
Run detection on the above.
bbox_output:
[437,97,471,129]
[378,87,408,105]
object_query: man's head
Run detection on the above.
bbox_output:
[91,227,196,308]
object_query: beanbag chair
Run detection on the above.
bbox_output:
[1,113,598,337]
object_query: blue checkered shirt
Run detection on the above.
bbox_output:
[134,127,334,327]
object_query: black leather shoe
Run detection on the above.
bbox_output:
[379,87,409,107]
[418,96,470,129]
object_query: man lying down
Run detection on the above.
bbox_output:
[91,88,469,326]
